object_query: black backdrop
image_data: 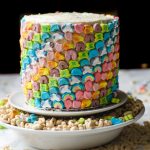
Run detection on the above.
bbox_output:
[0,0,149,73]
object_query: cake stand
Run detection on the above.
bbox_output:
[1,90,145,149]
[9,90,128,117]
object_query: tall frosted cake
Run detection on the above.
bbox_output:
[20,12,120,110]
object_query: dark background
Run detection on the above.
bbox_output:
[0,0,149,73]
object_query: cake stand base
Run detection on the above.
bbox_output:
[9,90,128,117]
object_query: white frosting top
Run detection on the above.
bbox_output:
[23,12,115,24]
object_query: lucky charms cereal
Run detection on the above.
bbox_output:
[20,12,120,110]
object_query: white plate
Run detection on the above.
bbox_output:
[9,90,128,117]
[0,108,145,150]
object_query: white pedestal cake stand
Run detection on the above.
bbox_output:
[0,90,144,149]
[9,90,128,117]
